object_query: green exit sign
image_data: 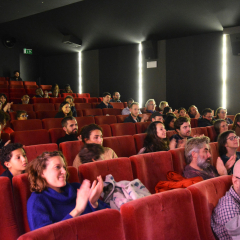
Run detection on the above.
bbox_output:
[23,48,32,54]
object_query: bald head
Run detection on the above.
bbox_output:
[233,160,240,176]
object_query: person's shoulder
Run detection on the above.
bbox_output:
[0,169,12,179]
[170,134,179,140]
[123,115,132,122]
[69,182,81,190]
[108,104,113,108]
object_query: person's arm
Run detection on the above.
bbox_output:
[216,157,228,176]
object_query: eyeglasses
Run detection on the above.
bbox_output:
[234,176,240,180]
[21,115,28,118]
[227,135,239,141]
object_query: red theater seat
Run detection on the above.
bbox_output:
[24,85,38,89]
[61,93,76,98]
[169,147,186,175]
[103,135,137,157]
[59,140,84,166]
[9,85,24,89]
[121,188,200,240]
[135,121,151,134]
[91,102,99,108]
[188,175,232,240]
[74,97,87,103]
[40,85,52,91]
[18,209,125,240]
[99,124,112,137]
[191,118,198,128]
[11,104,33,112]
[49,97,65,104]
[2,132,10,143]
[0,177,20,240]
[33,103,55,111]
[76,110,83,117]
[26,89,37,95]
[10,81,23,86]
[191,127,209,137]
[207,126,217,142]
[94,115,117,125]
[166,130,177,139]
[49,128,65,143]
[10,93,25,99]
[227,115,235,121]
[9,111,36,121]
[111,122,136,136]
[116,115,128,123]
[9,88,25,93]
[11,119,42,131]
[79,158,133,183]
[9,98,22,104]
[102,108,122,115]
[82,108,103,116]
[67,166,80,183]
[209,142,219,167]
[31,98,50,104]
[77,93,90,98]
[24,143,58,162]
[129,151,174,194]
[36,110,59,119]
[134,133,146,153]
[75,103,92,109]
[42,118,63,130]
[228,124,233,130]
[23,81,37,86]
[75,116,95,129]
[0,89,9,95]
[109,102,124,109]
[11,129,50,146]
[87,97,99,103]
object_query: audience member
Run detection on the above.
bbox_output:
[164,113,177,131]
[183,136,227,179]
[96,92,113,109]
[55,101,72,118]
[27,151,109,231]
[65,95,77,117]
[214,119,228,141]
[188,105,201,119]
[21,95,30,104]
[163,106,172,115]
[51,84,59,93]
[0,143,28,183]
[122,98,142,115]
[16,110,28,120]
[159,101,169,112]
[0,111,10,148]
[144,99,156,113]
[138,121,169,154]
[51,89,59,98]
[150,112,163,122]
[214,107,233,124]
[110,92,121,102]
[73,124,117,170]
[232,113,240,137]
[198,108,213,127]
[10,70,22,81]
[124,102,148,123]
[33,88,44,98]
[218,130,240,175]
[0,93,13,113]
[211,160,240,240]
[43,90,50,98]
[178,107,190,118]
[62,84,73,93]
[169,117,192,149]
[57,117,79,145]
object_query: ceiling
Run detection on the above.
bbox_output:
[1,0,240,55]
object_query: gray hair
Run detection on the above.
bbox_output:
[145,99,156,108]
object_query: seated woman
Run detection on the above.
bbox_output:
[27,151,109,231]
[164,113,177,131]
[178,107,190,118]
[0,143,28,183]
[0,93,13,113]
[65,95,77,117]
[51,89,59,98]
[232,113,240,137]
[16,110,28,120]
[73,124,117,170]
[218,130,240,175]
[214,107,233,124]
[55,101,72,118]
[144,99,156,113]
[214,119,228,141]
[138,121,169,154]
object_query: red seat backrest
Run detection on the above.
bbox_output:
[40,85,52,90]
[49,128,65,143]
[74,97,87,103]
[121,188,200,240]
[42,118,63,130]
[116,115,128,123]
[79,158,134,183]
[9,88,25,93]
[129,151,174,194]
[75,116,95,130]
[102,108,122,115]
[67,166,80,183]
[10,93,25,99]
[0,177,20,239]
[10,98,22,104]
[9,85,24,89]
[49,98,65,104]
[24,85,38,89]
[169,147,186,175]
[31,98,50,104]
[2,132,10,143]
[207,126,217,142]
[133,133,147,153]
[191,127,209,137]
[10,81,23,86]
[23,81,37,86]
[10,129,50,146]
[9,111,36,121]
[111,123,136,136]
[25,89,37,95]
[109,102,124,109]
[228,124,233,130]
[191,118,198,128]
[166,130,177,139]
[77,93,90,98]
[87,97,99,103]
[36,111,59,119]
[11,119,43,131]
[11,104,34,112]
[99,124,112,137]
[103,135,137,157]
[91,102,99,108]
[74,103,92,109]
[227,115,235,121]
[135,121,151,134]
[188,175,232,240]
[82,108,103,116]
[209,142,219,167]
[94,115,117,125]
[33,103,55,111]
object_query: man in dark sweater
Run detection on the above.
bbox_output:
[97,92,113,109]
[124,102,148,123]
[57,116,79,145]
[110,91,121,102]
[198,108,213,127]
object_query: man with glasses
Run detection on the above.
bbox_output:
[211,160,240,240]
[144,99,156,113]
[16,111,28,120]
[110,92,121,102]
[198,108,214,127]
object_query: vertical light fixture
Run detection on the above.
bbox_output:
[222,34,227,108]
[78,51,82,94]
[138,43,143,107]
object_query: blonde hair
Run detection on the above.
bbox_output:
[159,101,168,110]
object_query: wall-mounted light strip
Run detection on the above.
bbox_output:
[78,51,82,94]
[138,43,143,107]
[222,34,227,108]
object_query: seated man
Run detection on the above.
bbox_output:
[211,160,240,240]
[169,117,192,149]
[0,110,11,149]
[62,84,73,93]
[122,98,142,115]
[65,95,77,117]
[188,105,201,119]
[33,88,43,98]
[159,101,168,112]
[150,112,163,122]
[10,70,22,81]
[110,92,121,102]
[96,92,113,109]
[21,95,30,104]
[144,99,156,113]
[16,110,28,120]
[198,108,213,127]
[56,116,79,145]
[124,102,148,123]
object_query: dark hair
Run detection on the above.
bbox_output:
[61,116,76,127]
[59,101,72,117]
[218,130,235,156]
[16,110,27,120]
[0,110,9,125]
[232,113,240,131]
[174,117,190,131]
[14,70,19,74]
[202,108,212,116]
[164,113,176,130]
[188,105,196,114]
[80,124,103,144]
[0,93,8,108]
[65,95,74,101]
[79,143,105,164]
[64,84,71,88]
[143,121,169,153]
[215,107,226,119]
[102,92,111,98]
[214,119,227,135]
[0,143,25,169]
[178,107,186,113]
[27,151,69,193]
[51,84,59,92]
[163,106,172,115]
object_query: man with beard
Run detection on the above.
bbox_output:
[183,136,227,179]
[169,117,192,149]
[124,102,148,123]
[57,116,79,145]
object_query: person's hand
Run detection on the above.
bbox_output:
[4,140,11,146]
[89,176,104,208]
[141,114,149,122]
[169,138,177,150]
[195,112,201,119]
[177,139,187,148]
[225,155,236,170]
[185,113,190,118]
[216,157,228,176]
[77,135,82,141]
